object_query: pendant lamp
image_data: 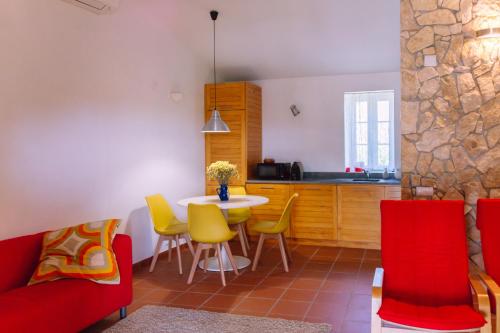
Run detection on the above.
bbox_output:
[202,10,230,133]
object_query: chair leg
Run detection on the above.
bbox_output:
[371,280,383,333]
[277,233,289,272]
[203,249,209,272]
[281,233,292,263]
[184,233,195,257]
[149,235,163,272]
[215,243,226,286]
[175,234,183,275]
[223,241,239,275]
[242,223,250,250]
[252,233,265,271]
[237,224,248,257]
[187,243,203,284]
[497,308,500,333]
[167,237,172,263]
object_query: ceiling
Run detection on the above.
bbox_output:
[162,0,400,81]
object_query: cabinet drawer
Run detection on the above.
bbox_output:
[339,185,385,202]
[246,183,290,215]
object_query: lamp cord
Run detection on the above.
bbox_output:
[213,17,217,111]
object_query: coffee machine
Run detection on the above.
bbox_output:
[291,162,304,180]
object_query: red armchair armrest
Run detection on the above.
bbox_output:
[112,234,133,308]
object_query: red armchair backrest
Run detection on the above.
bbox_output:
[477,199,500,285]
[381,200,471,307]
[0,232,44,293]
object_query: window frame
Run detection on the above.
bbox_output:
[344,90,395,171]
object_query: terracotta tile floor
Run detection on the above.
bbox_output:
[84,240,380,333]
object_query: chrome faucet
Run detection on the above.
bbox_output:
[363,169,370,179]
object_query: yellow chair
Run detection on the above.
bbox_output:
[146,194,195,275]
[187,204,239,286]
[251,193,298,272]
[228,186,251,257]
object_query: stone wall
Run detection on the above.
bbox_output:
[400,0,500,265]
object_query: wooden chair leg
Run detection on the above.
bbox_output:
[149,235,163,272]
[184,233,195,257]
[252,233,265,271]
[237,224,248,257]
[187,243,203,284]
[223,241,239,275]
[215,243,226,286]
[281,233,292,263]
[278,233,289,272]
[167,237,172,262]
[203,249,209,272]
[242,224,250,250]
[175,234,183,275]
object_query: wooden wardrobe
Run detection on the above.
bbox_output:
[204,82,262,194]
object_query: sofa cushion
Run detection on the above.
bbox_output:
[0,232,44,293]
[381,200,472,307]
[0,277,128,333]
[30,219,120,285]
[378,297,486,331]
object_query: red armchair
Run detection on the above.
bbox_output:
[372,200,491,333]
[0,232,132,333]
[477,199,500,333]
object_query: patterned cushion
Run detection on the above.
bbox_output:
[29,219,121,285]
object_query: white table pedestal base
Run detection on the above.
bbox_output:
[177,195,269,273]
[198,244,250,272]
[198,256,250,272]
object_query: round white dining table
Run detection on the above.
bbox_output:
[177,195,269,272]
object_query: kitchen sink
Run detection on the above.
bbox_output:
[352,179,380,182]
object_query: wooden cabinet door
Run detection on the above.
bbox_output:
[245,183,290,236]
[337,185,385,246]
[205,83,246,111]
[291,184,337,241]
[384,186,401,200]
[205,110,246,190]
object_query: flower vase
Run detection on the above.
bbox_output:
[216,183,229,201]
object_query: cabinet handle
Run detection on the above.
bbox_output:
[259,187,275,190]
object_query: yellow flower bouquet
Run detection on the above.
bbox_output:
[206,161,239,201]
[206,161,239,185]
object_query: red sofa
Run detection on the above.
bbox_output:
[0,232,133,333]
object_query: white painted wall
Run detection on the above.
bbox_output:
[254,72,401,172]
[0,0,208,263]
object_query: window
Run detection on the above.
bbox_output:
[344,90,395,171]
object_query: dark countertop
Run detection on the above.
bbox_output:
[247,172,401,185]
[247,178,400,185]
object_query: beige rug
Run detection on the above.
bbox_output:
[104,305,332,333]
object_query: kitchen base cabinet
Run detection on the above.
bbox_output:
[291,184,337,241]
[337,185,385,249]
[245,184,291,236]
[245,182,400,249]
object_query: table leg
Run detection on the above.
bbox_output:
[198,208,251,272]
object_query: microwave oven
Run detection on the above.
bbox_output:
[255,163,291,180]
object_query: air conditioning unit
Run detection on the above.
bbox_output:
[61,0,119,14]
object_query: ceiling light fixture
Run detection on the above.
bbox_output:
[202,10,230,133]
[476,27,500,39]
